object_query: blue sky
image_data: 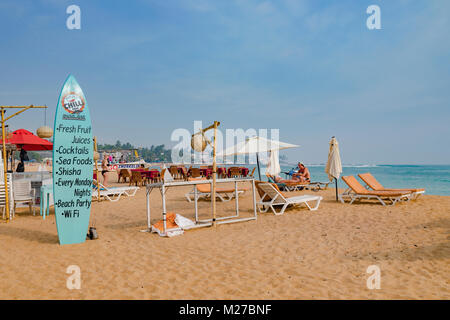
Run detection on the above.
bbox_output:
[0,0,449,164]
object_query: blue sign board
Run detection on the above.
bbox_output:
[53,75,93,245]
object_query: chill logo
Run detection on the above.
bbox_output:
[62,92,85,114]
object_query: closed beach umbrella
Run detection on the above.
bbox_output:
[325,136,342,201]
[217,136,298,180]
[266,149,281,177]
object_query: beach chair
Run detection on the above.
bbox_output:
[169,166,180,180]
[129,171,144,186]
[0,174,14,219]
[118,169,131,183]
[228,167,242,178]
[189,168,201,178]
[179,166,188,180]
[266,174,320,192]
[255,182,322,215]
[358,172,425,200]
[255,180,289,201]
[185,178,247,202]
[13,179,36,216]
[95,180,139,197]
[340,176,412,206]
[92,182,125,202]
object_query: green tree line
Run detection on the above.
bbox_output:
[98,140,172,163]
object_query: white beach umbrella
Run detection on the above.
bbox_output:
[325,136,342,201]
[217,136,298,180]
[266,150,281,177]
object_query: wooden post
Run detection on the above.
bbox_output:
[212,121,218,228]
[1,109,9,222]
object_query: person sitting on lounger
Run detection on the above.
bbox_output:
[271,175,306,184]
[292,162,310,182]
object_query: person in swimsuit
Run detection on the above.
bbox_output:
[292,162,310,182]
[272,176,302,184]
[101,155,109,186]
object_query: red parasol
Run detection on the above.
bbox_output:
[6,129,53,151]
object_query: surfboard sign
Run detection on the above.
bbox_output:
[53,75,93,245]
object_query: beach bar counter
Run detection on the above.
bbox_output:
[145,177,257,236]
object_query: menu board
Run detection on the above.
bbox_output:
[53,75,93,245]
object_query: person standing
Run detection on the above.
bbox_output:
[101,155,109,186]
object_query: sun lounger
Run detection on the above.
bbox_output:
[358,172,425,200]
[100,181,139,197]
[185,178,247,202]
[256,182,322,215]
[92,181,138,202]
[94,180,139,197]
[340,176,412,206]
[92,188,124,202]
[266,174,323,192]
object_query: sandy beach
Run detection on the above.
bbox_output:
[0,171,449,300]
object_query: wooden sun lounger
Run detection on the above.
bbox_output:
[339,176,412,206]
[358,173,425,200]
[256,182,322,215]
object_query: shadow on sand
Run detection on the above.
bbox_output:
[0,224,59,244]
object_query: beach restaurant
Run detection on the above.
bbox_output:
[1,128,53,220]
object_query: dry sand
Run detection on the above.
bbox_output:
[0,172,449,300]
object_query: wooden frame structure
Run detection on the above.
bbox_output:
[144,177,257,236]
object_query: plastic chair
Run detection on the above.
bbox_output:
[13,179,36,215]
[40,184,52,220]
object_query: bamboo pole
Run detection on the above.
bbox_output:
[2,109,9,222]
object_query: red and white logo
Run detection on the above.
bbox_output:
[62,92,85,114]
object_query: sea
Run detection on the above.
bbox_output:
[158,163,450,196]
[233,164,450,196]
[273,164,450,196]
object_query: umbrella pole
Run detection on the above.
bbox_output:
[335,178,338,202]
[256,153,261,181]
[212,121,218,228]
